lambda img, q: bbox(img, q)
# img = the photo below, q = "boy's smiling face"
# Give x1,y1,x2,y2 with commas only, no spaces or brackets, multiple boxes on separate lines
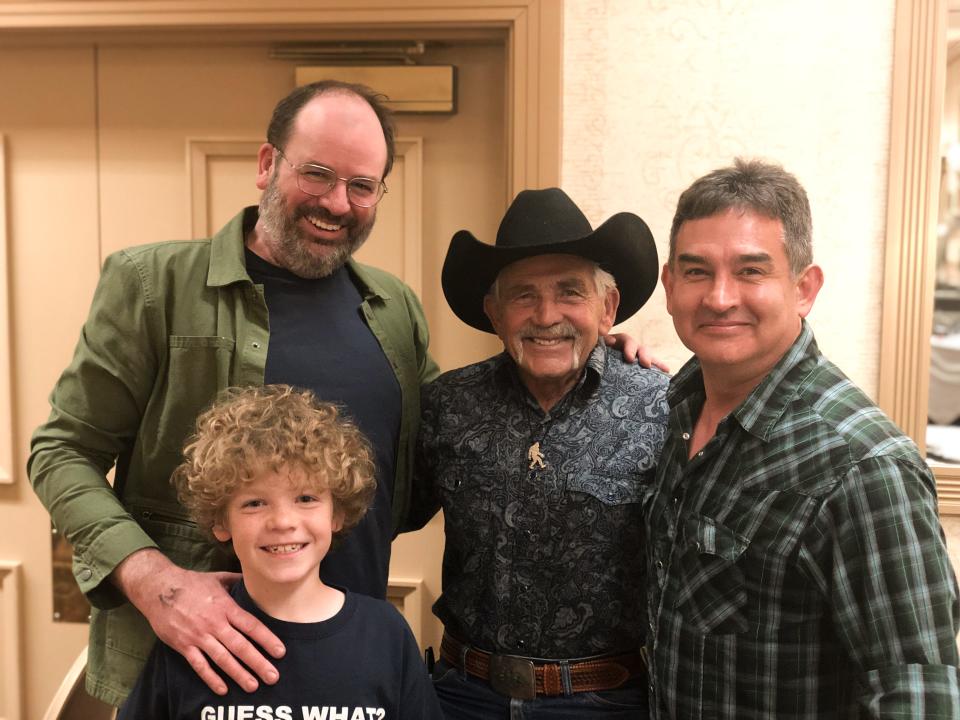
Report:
213,466,343,593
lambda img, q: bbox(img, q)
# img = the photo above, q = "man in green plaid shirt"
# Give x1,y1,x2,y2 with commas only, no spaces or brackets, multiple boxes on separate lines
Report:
646,158,960,718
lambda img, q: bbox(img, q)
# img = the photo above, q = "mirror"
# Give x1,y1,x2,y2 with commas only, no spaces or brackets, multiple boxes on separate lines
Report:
930,48,960,467
879,0,960,512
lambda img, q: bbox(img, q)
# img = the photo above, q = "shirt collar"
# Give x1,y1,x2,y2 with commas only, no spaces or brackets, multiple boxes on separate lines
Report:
667,320,820,440
207,207,255,287
205,206,389,301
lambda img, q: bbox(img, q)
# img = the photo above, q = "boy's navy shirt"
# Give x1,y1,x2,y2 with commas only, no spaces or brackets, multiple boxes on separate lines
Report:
117,581,443,720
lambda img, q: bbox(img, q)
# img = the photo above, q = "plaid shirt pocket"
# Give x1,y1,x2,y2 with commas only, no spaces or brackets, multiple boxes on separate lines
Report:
673,514,750,635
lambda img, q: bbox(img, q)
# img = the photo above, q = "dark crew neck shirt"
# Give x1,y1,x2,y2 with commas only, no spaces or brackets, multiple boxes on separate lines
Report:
245,248,402,598
118,581,443,719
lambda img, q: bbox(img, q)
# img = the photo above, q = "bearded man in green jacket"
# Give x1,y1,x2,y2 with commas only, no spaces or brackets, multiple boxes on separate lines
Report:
28,80,438,706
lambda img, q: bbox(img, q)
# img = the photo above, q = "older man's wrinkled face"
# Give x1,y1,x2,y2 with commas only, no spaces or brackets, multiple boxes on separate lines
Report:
484,254,618,395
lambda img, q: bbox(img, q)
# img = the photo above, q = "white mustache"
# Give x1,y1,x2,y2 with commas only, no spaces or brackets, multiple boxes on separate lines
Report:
518,321,579,339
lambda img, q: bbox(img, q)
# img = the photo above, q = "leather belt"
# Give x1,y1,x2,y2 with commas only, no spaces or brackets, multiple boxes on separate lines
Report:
439,632,645,700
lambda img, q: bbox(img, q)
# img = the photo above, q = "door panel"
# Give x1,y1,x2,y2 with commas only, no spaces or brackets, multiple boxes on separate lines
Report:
97,44,291,252
0,45,101,720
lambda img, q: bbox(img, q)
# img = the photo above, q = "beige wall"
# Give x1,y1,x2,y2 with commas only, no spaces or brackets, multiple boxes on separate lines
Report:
563,0,895,393
561,0,960,598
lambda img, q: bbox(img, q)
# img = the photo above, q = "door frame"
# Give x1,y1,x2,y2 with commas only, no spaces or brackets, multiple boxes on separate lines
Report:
0,4,561,714
0,0,563,197
878,0,960,512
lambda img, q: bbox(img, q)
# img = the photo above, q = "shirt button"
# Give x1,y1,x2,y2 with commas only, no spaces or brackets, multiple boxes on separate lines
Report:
517,639,526,650
251,341,260,349
682,432,690,440
78,568,92,581
656,560,664,570
697,451,704,457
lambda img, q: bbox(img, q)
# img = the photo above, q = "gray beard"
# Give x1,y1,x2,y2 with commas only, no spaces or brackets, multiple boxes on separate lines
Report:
257,174,374,279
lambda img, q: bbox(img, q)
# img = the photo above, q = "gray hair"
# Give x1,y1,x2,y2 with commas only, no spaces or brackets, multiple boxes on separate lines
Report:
488,261,617,302
669,158,812,276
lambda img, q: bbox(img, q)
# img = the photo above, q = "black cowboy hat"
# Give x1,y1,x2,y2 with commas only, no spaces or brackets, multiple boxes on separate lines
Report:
442,187,659,333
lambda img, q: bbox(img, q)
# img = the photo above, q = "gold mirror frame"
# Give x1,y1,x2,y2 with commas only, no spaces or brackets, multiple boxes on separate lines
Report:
879,0,960,512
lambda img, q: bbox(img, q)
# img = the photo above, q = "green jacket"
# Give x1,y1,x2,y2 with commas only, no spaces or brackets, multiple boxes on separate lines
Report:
28,208,439,705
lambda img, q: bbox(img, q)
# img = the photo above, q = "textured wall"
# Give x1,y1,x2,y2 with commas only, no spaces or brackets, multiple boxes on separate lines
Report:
561,0,960,605
562,0,896,395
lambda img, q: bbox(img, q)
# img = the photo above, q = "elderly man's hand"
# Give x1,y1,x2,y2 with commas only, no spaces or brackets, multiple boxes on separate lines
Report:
113,549,285,695
604,333,670,373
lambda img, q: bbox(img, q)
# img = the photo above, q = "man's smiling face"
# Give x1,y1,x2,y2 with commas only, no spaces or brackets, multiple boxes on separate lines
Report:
253,92,386,278
662,208,821,386
484,254,618,400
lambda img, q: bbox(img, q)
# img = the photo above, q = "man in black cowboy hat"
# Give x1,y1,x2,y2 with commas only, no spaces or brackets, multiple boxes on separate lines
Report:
405,188,669,718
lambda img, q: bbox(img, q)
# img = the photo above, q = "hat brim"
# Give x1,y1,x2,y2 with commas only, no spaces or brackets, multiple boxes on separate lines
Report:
442,212,659,333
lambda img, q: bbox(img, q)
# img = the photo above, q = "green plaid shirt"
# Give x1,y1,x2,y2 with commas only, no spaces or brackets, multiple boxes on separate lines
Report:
646,322,960,719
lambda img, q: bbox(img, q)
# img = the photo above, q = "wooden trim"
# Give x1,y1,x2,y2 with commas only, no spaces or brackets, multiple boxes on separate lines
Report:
933,465,960,513
0,138,12,485
0,561,22,720
188,136,424,294
386,577,423,647
187,138,262,238
0,1,535,29
879,0,958,512
40,647,86,720
394,137,423,298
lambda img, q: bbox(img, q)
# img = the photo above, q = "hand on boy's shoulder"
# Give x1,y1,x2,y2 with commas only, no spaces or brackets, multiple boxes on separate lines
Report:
113,548,286,695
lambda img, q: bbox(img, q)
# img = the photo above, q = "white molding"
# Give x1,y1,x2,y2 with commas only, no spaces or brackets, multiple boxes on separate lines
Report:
0,561,22,720
0,138,13,485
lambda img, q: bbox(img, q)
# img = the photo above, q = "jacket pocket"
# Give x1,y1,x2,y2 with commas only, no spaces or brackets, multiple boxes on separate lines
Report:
155,335,235,452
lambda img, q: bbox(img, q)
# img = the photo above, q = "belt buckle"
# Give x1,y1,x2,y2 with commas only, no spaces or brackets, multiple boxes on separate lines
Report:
488,653,536,700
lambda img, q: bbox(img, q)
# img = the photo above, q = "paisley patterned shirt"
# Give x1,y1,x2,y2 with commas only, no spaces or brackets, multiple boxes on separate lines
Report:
409,342,669,658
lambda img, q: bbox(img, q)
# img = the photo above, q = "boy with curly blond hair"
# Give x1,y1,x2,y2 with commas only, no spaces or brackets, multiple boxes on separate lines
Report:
118,385,443,720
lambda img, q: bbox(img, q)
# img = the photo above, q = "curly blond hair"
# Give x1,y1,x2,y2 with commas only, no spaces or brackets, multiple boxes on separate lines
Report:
172,384,376,540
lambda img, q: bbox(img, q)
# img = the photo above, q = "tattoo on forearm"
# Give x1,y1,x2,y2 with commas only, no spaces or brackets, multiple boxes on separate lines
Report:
159,587,182,607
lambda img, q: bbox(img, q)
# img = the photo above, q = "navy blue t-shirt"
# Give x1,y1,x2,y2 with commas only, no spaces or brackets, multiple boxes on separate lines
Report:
246,248,402,599
117,582,444,719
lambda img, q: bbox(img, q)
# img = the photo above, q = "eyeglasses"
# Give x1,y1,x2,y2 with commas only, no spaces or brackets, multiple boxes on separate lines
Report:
274,147,387,208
